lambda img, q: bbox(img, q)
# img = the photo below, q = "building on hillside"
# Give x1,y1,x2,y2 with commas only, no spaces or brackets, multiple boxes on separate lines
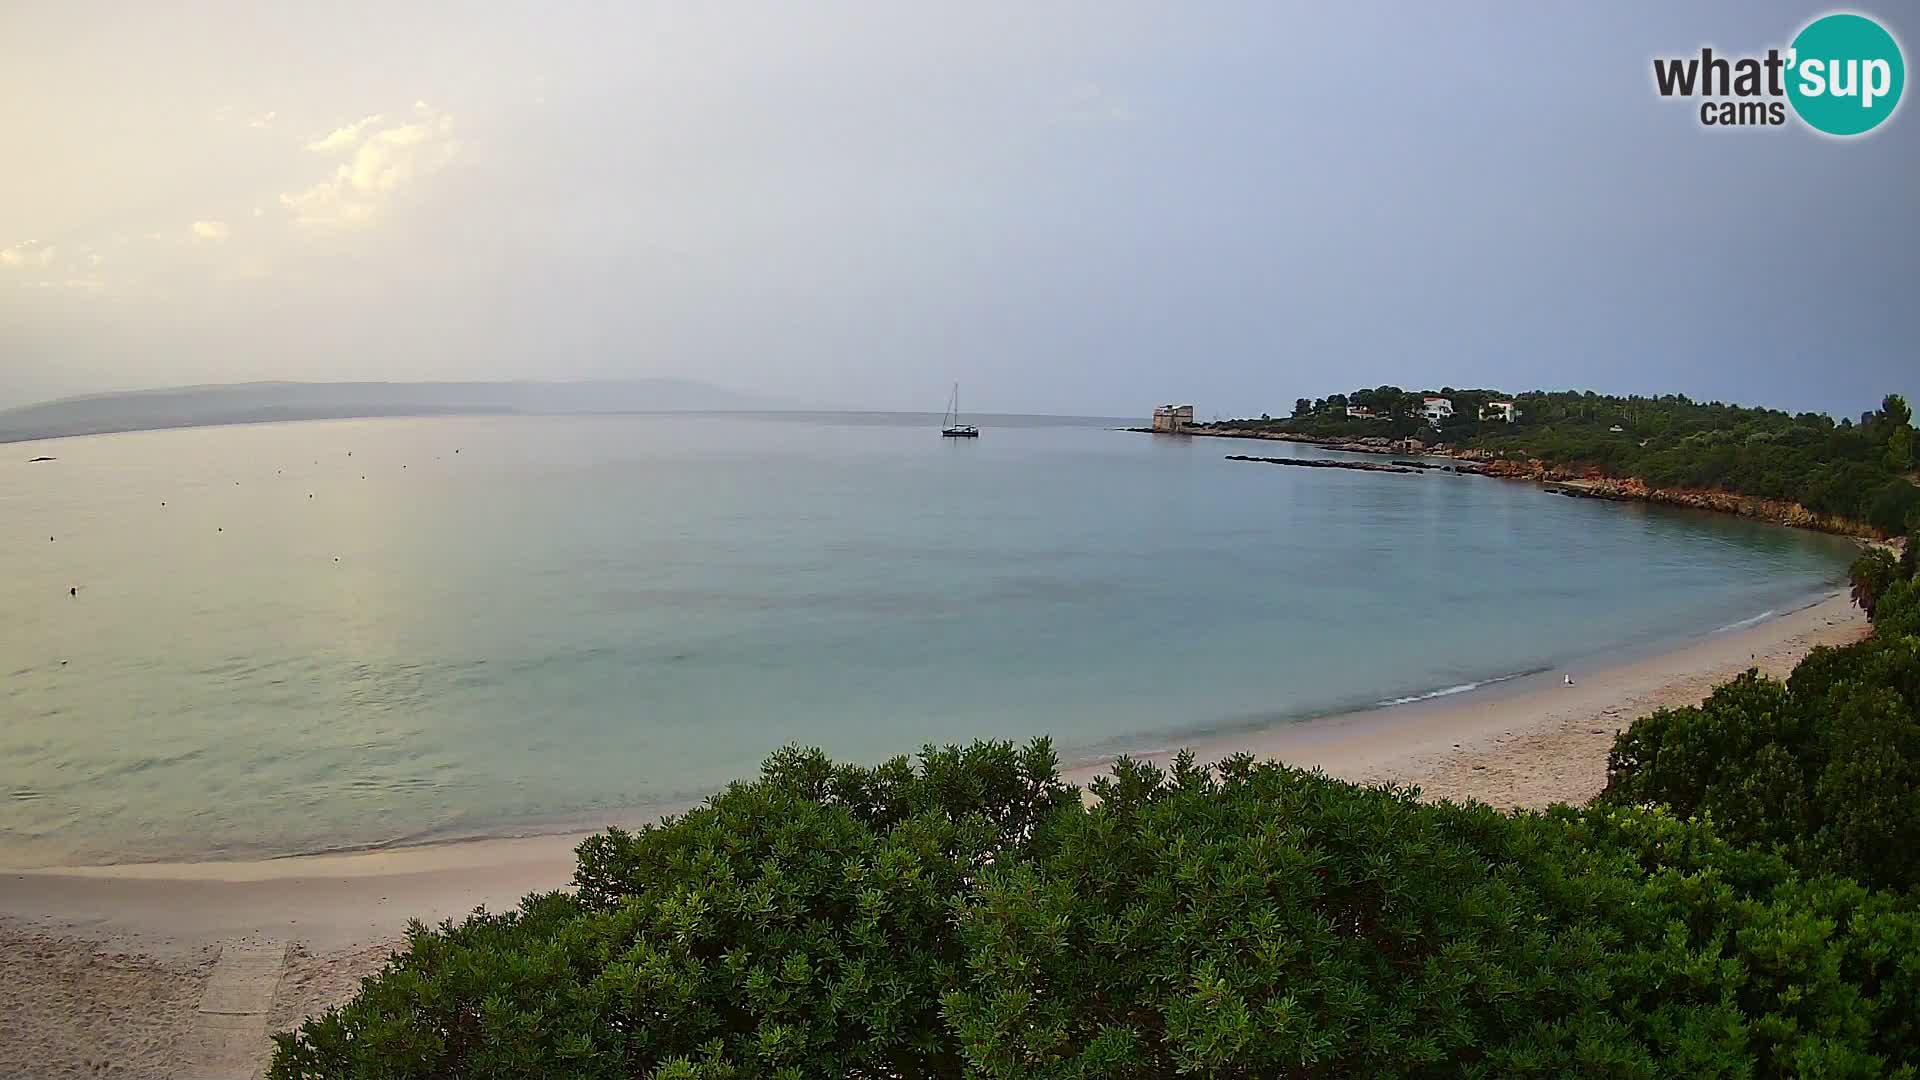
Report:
1151,404,1195,433
1345,405,1376,419
1479,400,1519,423
1420,396,1454,426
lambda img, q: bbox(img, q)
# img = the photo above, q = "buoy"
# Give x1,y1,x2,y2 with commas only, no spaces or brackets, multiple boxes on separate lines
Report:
1564,674,1575,686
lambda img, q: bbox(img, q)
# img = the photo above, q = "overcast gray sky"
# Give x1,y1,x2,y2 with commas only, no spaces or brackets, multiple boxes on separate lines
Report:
1,2,1913,417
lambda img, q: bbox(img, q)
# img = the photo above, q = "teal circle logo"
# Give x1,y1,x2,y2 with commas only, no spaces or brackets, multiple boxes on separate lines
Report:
1787,13,1905,136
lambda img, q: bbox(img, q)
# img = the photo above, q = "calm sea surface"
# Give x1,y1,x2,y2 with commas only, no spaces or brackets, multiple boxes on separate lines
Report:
0,413,1857,866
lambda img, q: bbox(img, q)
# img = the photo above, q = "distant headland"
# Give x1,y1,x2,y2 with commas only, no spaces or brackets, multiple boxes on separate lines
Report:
1138,386,1919,539
0,379,779,445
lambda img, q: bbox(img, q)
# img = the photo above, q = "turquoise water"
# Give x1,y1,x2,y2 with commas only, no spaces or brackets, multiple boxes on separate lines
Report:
0,413,1857,866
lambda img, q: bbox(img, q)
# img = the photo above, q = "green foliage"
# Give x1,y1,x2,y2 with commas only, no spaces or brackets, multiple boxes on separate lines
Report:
942,757,1733,1079
1885,395,1914,472
1604,556,1920,894
1851,549,1902,616
272,740,1071,1080
1868,480,1920,537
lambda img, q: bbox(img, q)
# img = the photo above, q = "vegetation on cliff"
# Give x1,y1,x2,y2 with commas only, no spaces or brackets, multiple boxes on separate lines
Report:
275,551,1920,1078
1226,389,1919,535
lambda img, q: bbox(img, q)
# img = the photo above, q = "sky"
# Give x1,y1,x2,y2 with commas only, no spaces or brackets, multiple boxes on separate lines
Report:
1,2,1914,419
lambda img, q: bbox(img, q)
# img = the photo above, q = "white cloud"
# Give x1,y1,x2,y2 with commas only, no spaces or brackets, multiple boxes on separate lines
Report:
0,241,56,268
191,220,231,242
306,114,385,154
282,106,458,229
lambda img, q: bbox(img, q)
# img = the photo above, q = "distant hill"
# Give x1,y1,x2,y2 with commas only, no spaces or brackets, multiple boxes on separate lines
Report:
0,379,778,444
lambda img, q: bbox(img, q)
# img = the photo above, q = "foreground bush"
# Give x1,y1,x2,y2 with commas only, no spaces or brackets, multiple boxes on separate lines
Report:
273,740,1068,1079
272,744,1920,1078
1603,550,1920,893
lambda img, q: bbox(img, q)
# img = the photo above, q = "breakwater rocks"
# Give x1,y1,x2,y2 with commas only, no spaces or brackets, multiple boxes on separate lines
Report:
1225,455,1416,474
1194,428,1431,456
1391,460,1486,475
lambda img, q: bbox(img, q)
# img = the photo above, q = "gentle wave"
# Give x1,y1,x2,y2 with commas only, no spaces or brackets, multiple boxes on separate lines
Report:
1374,667,1548,708
1711,610,1776,634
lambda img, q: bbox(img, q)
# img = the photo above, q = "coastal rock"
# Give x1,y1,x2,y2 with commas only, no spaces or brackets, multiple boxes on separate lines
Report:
1225,454,1417,474
1534,476,1869,534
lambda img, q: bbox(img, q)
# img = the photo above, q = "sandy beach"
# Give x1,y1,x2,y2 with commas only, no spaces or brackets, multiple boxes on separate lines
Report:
0,589,1869,1079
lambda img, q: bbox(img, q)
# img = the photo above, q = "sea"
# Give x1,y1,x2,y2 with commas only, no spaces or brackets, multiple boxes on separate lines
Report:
0,412,1859,867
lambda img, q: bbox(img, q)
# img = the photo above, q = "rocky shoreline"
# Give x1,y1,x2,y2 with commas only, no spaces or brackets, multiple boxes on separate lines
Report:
1175,425,1881,539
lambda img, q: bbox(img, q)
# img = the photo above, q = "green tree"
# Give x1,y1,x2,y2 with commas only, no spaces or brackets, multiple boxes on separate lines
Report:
1851,548,1901,616
274,740,1072,1080
1881,392,1913,431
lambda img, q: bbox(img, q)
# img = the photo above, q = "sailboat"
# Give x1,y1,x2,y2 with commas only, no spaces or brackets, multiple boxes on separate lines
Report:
940,383,979,438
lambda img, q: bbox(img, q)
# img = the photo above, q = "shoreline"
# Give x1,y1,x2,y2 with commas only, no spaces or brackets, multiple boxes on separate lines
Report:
1,590,1867,946
1068,589,1863,807
3,579,1853,878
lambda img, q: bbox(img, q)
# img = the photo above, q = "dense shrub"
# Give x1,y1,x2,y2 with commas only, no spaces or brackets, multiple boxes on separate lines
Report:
1604,552,1920,893
275,744,1920,1078
1853,549,1903,616
271,742,1069,1079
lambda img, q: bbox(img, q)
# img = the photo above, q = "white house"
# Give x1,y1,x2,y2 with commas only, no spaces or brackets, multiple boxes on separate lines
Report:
1420,396,1454,425
1480,400,1519,423
1345,405,1376,419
